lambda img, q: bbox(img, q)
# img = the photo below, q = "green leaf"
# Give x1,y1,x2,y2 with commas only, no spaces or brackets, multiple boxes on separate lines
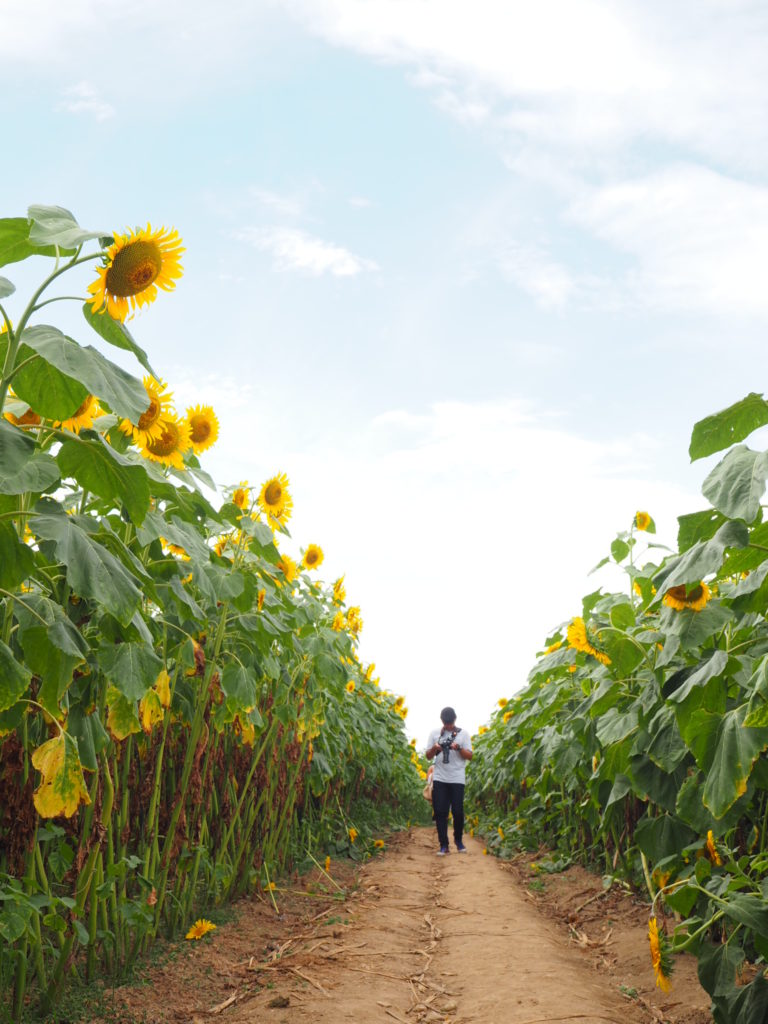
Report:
677,509,726,553
27,205,105,249
97,642,162,701
81,302,155,376
0,417,35,476
610,538,630,562
0,276,14,298
0,454,60,495
0,217,76,268
663,602,732,650
595,707,639,746
105,686,141,740
702,446,768,524
0,639,32,711
67,706,109,773
666,649,729,704
609,603,635,630
634,813,695,862
15,596,89,714
646,706,688,771
0,521,35,589
655,520,748,592
703,705,768,818
57,437,150,526
697,941,745,998
677,710,723,771
0,334,88,420
33,508,142,625
220,663,258,707
19,325,148,421
721,893,768,939
690,392,768,462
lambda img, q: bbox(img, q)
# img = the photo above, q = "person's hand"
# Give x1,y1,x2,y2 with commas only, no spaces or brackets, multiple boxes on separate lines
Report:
450,742,460,750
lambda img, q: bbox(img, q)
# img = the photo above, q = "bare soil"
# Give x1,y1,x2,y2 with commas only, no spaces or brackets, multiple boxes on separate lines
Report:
93,828,712,1024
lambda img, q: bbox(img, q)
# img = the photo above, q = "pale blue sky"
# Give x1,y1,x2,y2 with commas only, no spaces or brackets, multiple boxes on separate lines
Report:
2,1,767,741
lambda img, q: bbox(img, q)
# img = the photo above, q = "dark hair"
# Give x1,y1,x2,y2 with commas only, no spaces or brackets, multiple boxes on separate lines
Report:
440,707,457,725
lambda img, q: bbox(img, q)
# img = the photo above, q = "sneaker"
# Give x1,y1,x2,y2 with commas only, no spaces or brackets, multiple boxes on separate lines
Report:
436,846,450,856
455,843,467,853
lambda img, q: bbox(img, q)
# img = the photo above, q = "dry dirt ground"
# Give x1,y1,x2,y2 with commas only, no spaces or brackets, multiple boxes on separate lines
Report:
95,828,713,1024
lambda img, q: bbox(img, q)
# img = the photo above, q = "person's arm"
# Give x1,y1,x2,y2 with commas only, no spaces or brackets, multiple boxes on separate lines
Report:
453,731,473,760
426,741,440,759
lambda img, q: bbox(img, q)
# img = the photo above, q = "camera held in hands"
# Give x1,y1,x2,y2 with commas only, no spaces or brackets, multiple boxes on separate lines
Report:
437,732,456,763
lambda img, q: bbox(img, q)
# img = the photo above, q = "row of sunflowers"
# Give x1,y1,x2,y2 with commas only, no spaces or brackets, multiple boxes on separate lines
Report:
468,392,768,1024
0,206,423,1020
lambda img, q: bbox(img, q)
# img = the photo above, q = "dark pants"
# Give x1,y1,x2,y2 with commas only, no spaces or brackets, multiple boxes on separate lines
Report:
432,781,465,848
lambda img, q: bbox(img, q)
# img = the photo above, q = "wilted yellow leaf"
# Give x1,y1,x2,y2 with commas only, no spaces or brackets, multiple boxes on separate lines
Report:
139,689,164,734
154,669,171,709
106,686,141,741
31,733,90,819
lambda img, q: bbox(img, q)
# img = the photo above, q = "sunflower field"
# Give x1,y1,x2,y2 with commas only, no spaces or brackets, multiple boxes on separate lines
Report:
468,394,768,1023
0,206,423,1021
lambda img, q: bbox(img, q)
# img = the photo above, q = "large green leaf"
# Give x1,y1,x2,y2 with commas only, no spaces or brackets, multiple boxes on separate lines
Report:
0,217,75,268
57,437,150,525
0,453,60,495
666,649,728,704
703,705,768,818
645,706,688,770
678,709,725,770
634,812,695,862
0,639,32,710
677,509,726,552
15,595,89,714
595,707,639,746
697,941,745,998
81,303,154,376
97,642,162,701
33,507,142,625
27,205,106,249
0,418,35,476
662,602,732,650
690,393,768,462
702,446,768,524
18,326,147,421
135,509,210,563
721,893,768,939
0,521,35,589
655,520,748,592
220,663,258,707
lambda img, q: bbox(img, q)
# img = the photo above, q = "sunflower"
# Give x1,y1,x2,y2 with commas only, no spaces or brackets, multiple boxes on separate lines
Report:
545,640,562,654
277,553,298,584
348,827,358,843
566,617,611,666
346,680,355,693
140,416,192,470
663,582,711,612
648,917,673,993
498,826,505,839
88,224,184,322
54,394,100,433
4,404,42,427
394,695,404,710
185,918,216,941
303,544,324,571
186,404,219,454
634,510,652,531
374,839,385,849
232,481,250,510
257,588,266,612
365,663,375,682
324,855,331,872
333,576,346,604
397,705,408,719
706,830,722,866
214,533,233,557
159,537,190,561
346,606,363,636
331,611,345,631
120,377,174,447
258,472,293,529
503,711,513,724
477,725,488,735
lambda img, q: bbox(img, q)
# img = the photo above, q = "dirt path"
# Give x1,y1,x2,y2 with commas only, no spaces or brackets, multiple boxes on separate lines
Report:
105,828,711,1024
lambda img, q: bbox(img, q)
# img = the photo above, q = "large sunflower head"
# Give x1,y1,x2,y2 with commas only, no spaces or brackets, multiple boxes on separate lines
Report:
663,582,711,613
302,544,324,571
88,224,184,322
258,472,293,529
566,617,611,666
120,377,174,447
140,416,192,470
187,404,219,454
54,394,100,434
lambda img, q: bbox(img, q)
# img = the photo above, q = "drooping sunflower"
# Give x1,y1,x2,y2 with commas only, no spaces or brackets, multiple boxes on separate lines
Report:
303,544,324,570
257,588,266,612
140,416,192,471
331,611,345,631
663,582,711,613
364,662,375,682
333,576,346,604
503,710,514,724
258,472,293,529
346,680,356,693
348,827,358,843
120,377,174,447
346,606,363,636
185,918,216,941
186,404,219,454
276,553,298,584
4,404,42,427
54,394,100,434
394,695,405,710
88,224,184,322
232,481,250,510
159,537,190,561
634,510,652,531
706,830,722,866
648,917,673,993
566,617,611,666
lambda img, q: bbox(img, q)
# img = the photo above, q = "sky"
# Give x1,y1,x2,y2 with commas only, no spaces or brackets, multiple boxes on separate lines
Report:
2,0,767,744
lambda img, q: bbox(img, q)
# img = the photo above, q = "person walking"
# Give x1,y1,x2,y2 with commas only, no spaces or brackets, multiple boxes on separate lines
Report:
425,707,473,855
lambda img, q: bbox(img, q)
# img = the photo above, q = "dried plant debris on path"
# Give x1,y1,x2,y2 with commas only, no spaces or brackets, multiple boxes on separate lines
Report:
94,828,712,1024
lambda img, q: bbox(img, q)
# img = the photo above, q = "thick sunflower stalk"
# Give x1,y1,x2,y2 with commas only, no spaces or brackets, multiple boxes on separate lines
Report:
0,206,423,1020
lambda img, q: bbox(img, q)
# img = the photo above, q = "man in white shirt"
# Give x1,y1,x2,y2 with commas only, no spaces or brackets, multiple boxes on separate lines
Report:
425,707,473,855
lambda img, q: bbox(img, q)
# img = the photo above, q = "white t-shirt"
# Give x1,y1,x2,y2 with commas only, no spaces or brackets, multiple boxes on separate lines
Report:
427,727,472,784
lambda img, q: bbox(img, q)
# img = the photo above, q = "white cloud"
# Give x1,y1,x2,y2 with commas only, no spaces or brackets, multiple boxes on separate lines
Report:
569,164,768,316
238,226,378,276
56,81,114,121
250,187,304,218
497,243,576,308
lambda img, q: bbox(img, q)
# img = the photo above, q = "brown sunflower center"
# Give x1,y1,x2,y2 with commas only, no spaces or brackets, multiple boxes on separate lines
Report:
138,395,160,431
667,584,702,604
264,481,282,506
15,408,42,426
105,240,162,297
147,422,181,457
306,551,318,565
189,415,210,443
